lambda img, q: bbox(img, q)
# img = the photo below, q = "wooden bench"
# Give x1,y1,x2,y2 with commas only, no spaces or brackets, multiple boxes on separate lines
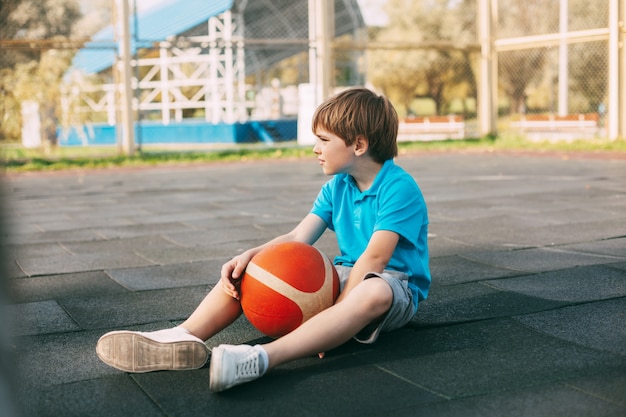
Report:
398,115,465,141
510,113,600,140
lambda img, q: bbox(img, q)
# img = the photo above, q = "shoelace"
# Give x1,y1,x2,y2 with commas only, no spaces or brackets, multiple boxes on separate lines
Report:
235,350,259,378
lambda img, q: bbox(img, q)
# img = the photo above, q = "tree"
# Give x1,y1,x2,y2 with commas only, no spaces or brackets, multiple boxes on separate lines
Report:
72,0,112,39
0,0,22,69
0,0,81,68
568,0,609,113
366,0,476,117
2,51,74,144
0,0,84,142
496,0,558,114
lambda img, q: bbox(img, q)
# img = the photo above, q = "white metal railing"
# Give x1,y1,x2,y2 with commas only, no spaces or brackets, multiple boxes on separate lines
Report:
398,116,465,141
65,10,249,126
510,114,599,130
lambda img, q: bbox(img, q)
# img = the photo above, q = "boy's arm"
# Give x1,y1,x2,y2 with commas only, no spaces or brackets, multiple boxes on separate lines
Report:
335,229,399,303
221,213,328,299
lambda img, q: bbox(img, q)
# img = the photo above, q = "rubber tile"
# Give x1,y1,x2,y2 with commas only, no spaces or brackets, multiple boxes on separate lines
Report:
414,281,565,325
9,300,81,336
464,247,620,273
106,259,225,290
430,255,523,286
58,286,210,329
9,270,128,303
514,298,626,355
486,264,626,302
18,374,165,417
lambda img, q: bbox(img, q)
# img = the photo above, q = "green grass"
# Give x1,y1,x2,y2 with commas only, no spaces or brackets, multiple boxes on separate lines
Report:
2,136,625,173
398,135,626,153
1,143,316,173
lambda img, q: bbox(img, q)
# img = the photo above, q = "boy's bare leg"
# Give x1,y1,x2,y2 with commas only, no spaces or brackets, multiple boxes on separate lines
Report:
263,278,393,368
97,285,242,373
181,284,243,340
208,278,393,391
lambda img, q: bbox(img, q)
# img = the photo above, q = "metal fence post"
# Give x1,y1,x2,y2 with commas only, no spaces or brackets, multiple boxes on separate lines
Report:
115,0,135,156
478,0,497,137
608,0,626,140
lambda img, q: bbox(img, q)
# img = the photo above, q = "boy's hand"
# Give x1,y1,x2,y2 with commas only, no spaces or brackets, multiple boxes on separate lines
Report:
220,251,254,300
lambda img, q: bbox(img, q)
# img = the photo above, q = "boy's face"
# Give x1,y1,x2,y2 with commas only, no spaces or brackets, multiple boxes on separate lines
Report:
313,128,357,176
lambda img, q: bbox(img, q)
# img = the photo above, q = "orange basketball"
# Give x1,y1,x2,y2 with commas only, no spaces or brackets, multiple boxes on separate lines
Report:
240,241,340,338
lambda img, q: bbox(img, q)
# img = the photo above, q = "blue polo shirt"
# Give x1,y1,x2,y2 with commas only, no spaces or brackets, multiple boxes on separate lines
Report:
311,159,430,311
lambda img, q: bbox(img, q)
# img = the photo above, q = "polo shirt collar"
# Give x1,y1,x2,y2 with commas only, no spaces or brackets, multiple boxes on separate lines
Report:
343,159,395,198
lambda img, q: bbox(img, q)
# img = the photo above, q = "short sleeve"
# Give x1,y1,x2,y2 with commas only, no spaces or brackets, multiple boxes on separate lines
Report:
374,176,427,244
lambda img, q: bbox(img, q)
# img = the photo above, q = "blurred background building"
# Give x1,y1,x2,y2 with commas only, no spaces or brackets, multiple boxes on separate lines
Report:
1,0,624,151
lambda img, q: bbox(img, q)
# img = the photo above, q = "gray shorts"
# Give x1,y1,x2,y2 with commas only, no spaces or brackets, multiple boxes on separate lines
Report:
335,265,415,344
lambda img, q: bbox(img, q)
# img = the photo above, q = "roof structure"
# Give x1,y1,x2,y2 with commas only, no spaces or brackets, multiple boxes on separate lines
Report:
72,0,233,74
71,0,365,75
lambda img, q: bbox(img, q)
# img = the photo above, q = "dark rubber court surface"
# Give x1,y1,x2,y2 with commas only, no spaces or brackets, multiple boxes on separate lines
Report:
4,151,626,416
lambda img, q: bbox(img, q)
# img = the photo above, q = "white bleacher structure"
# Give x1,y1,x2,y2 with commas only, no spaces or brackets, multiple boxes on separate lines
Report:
65,0,365,145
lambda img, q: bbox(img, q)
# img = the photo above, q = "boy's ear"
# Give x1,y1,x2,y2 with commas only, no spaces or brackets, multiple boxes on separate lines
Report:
354,135,369,156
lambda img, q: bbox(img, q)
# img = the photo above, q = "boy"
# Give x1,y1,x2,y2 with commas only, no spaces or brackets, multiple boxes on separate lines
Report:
96,87,430,392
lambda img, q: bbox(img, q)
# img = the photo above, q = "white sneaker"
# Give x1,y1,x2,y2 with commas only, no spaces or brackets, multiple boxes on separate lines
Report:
209,344,262,392
96,329,209,373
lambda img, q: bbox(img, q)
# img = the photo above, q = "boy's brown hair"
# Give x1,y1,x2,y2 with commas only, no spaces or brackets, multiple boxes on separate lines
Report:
312,87,398,163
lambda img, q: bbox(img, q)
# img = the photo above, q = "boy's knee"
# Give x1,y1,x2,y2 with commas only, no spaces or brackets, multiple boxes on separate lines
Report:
356,278,393,315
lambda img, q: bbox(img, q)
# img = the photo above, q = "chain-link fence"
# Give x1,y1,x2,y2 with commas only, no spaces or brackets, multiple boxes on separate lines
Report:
1,0,623,148
360,0,616,141
62,0,329,146
494,0,611,140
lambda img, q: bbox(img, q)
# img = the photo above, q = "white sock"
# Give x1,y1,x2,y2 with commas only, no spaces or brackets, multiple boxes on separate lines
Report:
176,326,192,335
253,345,269,375
141,326,203,343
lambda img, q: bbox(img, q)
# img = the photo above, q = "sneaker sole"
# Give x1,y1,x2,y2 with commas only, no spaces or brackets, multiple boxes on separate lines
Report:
96,331,209,373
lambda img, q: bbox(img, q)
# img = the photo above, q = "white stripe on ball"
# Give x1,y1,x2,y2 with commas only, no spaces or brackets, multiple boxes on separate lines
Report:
245,247,335,321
